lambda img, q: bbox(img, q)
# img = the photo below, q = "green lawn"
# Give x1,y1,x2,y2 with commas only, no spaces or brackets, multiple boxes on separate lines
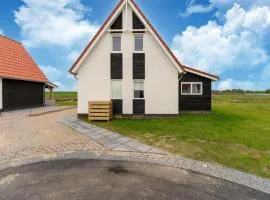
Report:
92,94,270,178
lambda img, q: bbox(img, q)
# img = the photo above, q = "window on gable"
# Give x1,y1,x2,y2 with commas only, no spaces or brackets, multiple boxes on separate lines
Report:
134,35,144,52
112,35,121,52
111,13,122,30
133,12,145,29
112,80,122,99
134,80,144,99
181,82,202,95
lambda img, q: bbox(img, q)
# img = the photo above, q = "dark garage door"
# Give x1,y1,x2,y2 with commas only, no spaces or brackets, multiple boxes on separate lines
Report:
3,79,44,110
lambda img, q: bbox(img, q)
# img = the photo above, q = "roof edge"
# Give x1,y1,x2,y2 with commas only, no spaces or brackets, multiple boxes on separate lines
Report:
183,65,220,81
129,0,185,72
69,0,125,74
0,75,48,83
0,35,22,45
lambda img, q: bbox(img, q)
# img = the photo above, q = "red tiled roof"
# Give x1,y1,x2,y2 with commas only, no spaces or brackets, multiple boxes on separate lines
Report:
0,35,48,83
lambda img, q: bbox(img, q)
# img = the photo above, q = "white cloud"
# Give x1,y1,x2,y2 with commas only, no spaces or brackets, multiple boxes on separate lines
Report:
0,29,4,35
211,0,270,10
54,80,77,91
14,0,99,47
180,0,270,17
179,0,214,17
68,51,80,61
40,65,63,81
217,79,256,91
40,65,76,91
172,4,270,75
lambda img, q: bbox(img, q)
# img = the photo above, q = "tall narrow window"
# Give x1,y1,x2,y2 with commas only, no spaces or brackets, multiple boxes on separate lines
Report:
134,35,143,52
134,80,144,99
112,35,121,52
112,80,122,99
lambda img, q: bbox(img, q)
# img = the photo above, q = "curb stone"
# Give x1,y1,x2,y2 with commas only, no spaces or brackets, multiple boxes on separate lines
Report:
0,150,269,194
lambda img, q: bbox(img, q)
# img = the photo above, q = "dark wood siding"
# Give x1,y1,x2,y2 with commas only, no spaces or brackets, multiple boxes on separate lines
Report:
2,79,44,110
133,53,145,79
133,99,145,114
179,73,212,111
111,13,122,29
111,53,123,79
133,12,145,29
112,99,123,114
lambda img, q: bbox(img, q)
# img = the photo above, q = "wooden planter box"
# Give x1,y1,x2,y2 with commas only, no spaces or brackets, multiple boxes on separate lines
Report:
88,101,112,121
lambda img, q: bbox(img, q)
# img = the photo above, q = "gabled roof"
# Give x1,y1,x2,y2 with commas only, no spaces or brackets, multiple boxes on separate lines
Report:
69,0,219,81
183,65,220,81
0,35,48,83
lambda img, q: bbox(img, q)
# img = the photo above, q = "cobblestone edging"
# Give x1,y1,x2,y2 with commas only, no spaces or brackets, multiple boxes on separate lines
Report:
60,117,167,154
0,150,269,194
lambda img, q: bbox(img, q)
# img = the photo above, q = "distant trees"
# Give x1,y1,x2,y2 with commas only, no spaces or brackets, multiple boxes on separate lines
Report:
213,89,270,94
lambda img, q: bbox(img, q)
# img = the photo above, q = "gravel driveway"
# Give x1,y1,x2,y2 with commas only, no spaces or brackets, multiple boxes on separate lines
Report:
0,108,105,163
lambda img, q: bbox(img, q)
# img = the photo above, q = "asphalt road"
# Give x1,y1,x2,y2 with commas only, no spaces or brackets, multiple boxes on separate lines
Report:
0,160,268,200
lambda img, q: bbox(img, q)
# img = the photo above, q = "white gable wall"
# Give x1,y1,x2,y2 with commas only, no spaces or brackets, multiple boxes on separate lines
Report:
77,3,179,115
0,78,2,109
144,32,179,114
77,33,111,114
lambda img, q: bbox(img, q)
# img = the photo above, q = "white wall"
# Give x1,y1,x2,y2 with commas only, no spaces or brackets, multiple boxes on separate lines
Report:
77,3,179,114
0,78,2,109
77,33,111,114
144,32,179,114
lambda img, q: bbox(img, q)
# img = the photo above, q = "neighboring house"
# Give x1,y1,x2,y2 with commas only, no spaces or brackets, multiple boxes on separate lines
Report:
69,0,219,118
0,35,56,111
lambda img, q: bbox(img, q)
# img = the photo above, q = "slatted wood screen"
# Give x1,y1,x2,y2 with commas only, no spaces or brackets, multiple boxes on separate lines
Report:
88,101,113,121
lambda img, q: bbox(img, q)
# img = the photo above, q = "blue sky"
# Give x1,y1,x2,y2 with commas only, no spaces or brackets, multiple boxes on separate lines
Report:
0,0,270,91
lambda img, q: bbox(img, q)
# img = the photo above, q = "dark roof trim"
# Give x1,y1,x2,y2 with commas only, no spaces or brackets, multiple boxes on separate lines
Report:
69,0,219,81
129,0,185,72
45,82,58,88
183,65,220,81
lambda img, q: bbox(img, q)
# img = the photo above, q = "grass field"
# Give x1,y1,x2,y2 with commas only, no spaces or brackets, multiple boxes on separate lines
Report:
91,94,270,178
45,92,77,106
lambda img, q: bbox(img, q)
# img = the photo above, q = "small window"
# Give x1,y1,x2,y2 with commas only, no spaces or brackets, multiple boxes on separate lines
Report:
134,80,144,99
134,35,143,52
181,82,202,95
112,80,122,99
112,35,121,52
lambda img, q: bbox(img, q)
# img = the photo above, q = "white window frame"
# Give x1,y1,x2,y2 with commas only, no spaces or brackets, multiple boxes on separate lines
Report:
181,82,203,95
133,33,144,53
133,79,145,99
111,79,123,99
111,34,122,53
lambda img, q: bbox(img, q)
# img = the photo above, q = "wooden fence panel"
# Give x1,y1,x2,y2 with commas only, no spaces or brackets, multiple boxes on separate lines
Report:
89,101,112,121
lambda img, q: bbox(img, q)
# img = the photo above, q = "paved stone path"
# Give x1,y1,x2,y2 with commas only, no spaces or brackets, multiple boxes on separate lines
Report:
60,117,166,154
